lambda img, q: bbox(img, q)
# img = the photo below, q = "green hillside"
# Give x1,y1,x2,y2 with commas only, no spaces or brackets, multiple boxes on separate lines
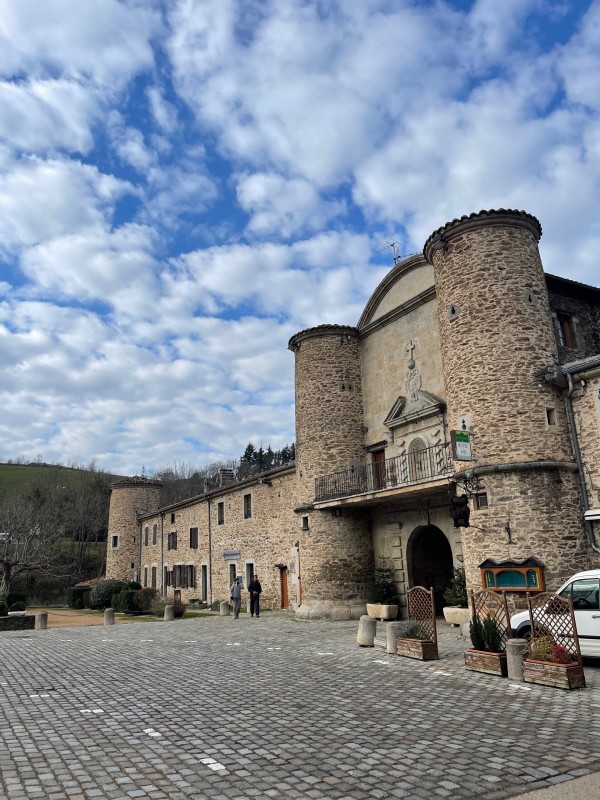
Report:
0,463,124,496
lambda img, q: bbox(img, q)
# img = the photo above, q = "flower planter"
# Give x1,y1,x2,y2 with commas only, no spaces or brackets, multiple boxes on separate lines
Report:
443,606,470,627
397,637,438,661
366,603,398,620
464,648,507,677
0,615,35,632
523,659,585,690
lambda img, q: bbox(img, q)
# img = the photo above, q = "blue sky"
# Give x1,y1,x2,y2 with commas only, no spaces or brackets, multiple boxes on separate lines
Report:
1,0,599,475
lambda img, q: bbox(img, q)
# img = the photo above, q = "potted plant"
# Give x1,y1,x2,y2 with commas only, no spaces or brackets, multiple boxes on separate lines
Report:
523,635,585,690
366,557,399,620
442,567,469,626
396,620,439,661
464,615,507,677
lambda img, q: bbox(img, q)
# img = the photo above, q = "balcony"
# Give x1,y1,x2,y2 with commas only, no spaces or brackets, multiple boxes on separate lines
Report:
314,443,453,503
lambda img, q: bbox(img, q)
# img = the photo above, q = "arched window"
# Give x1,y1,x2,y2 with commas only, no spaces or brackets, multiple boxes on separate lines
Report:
408,437,428,481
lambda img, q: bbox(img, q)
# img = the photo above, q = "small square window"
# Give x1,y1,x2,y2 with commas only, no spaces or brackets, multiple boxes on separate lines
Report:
546,407,557,426
243,493,252,520
217,501,224,525
475,493,488,509
302,516,309,530
112,535,119,548
170,512,176,524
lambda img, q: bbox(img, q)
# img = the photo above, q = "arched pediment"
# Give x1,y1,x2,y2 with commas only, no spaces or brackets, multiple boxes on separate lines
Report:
384,390,445,430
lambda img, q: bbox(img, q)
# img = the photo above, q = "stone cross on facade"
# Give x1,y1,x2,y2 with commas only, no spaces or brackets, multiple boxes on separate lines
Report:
406,338,418,367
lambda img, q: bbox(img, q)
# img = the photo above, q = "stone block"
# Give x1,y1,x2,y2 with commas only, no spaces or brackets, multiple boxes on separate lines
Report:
357,615,376,647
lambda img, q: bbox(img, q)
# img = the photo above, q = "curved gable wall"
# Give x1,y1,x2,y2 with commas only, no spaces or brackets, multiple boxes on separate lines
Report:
358,255,435,328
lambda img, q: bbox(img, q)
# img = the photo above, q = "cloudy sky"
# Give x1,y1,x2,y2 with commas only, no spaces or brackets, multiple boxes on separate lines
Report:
1,0,599,475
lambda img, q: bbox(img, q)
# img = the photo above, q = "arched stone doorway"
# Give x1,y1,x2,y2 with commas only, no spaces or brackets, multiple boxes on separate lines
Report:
407,525,454,613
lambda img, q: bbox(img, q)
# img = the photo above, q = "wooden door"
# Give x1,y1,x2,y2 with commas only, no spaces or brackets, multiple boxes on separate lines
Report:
280,567,289,609
373,449,386,489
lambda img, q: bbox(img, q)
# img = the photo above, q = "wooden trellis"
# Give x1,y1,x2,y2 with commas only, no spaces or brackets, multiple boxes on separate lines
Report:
469,589,511,649
406,585,437,644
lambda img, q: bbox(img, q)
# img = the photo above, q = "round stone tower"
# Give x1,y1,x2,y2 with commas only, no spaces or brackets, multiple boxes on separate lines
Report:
288,324,373,619
106,477,162,582
423,209,588,591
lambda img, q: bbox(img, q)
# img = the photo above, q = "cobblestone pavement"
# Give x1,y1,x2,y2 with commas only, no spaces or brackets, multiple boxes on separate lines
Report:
1,614,600,800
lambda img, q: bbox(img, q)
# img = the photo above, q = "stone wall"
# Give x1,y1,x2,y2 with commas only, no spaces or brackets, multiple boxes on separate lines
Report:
547,275,600,362
106,480,162,583
426,211,573,467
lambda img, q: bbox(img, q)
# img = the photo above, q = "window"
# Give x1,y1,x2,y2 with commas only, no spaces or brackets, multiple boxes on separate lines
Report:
170,512,176,524
407,437,428,481
152,524,157,545
475,492,488,509
546,407,557,426
165,567,171,587
556,313,575,349
189,527,198,549
559,578,599,610
246,562,255,589
187,564,196,589
112,535,119,549
229,563,236,584
302,516,309,531
168,531,177,551
217,501,224,525
151,566,157,589
143,567,148,588
243,493,252,519
144,526,149,547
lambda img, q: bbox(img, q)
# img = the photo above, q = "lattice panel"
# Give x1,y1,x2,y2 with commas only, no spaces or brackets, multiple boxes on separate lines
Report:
527,592,582,664
406,586,437,643
470,589,511,650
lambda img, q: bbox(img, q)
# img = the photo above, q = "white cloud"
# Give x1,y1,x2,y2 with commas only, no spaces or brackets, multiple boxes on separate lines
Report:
236,172,345,237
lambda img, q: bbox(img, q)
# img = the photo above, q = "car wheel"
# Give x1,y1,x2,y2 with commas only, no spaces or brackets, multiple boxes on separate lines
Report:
517,625,531,641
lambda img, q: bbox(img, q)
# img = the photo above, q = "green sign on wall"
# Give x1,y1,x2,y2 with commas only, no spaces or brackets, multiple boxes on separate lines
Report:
452,430,472,461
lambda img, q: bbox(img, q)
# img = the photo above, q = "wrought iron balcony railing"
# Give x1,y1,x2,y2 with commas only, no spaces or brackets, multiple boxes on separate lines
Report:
314,443,452,502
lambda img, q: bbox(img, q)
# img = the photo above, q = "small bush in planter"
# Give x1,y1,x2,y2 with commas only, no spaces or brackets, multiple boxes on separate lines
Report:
9,601,26,612
443,568,467,608
482,616,503,652
469,616,486,650
525,634,556,662
551,644,574,664
403,622,431,640
6,591,27,609
367,557,399,605
0,598,9,617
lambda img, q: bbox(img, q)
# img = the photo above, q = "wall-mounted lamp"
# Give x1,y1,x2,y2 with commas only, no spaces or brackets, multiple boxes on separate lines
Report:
429,234,448,252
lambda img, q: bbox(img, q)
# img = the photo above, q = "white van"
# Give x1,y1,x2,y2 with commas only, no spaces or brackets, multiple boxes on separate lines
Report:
510,569,600,658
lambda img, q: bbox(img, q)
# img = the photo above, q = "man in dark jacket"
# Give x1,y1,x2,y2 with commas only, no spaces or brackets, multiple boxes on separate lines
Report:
248,574,262,617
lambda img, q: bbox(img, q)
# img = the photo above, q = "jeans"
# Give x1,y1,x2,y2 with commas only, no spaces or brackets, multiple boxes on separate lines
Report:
250,595,260,616
232,598,241,618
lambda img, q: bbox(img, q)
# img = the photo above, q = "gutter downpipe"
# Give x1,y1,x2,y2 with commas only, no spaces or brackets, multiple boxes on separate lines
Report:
207,496,213,607
563,369,600,554
160,512,165,596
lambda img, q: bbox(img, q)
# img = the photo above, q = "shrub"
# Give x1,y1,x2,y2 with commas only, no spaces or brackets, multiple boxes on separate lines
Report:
114,588,157,614
128,581,142,590
89,579,129,610
442,568,468,608
367,557,399,604
6,590,27,608
469,616,486,650
9,601,26,612
525,635,556,662
66,587,87,610
551,644,574,664
0,598,9,617
482,616,503,652
150,596,168,616
403,622,430,640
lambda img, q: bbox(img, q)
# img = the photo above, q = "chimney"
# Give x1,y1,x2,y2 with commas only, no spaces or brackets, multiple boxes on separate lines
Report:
219,469,235,488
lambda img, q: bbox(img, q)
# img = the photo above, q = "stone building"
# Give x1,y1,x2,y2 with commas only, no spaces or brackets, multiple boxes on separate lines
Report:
107,208,600,618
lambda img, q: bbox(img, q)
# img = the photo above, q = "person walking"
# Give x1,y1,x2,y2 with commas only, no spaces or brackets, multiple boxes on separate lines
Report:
248,574,262,617
230,576,242,619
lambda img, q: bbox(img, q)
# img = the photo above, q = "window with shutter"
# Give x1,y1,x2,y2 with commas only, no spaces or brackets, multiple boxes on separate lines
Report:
190,527,198,548
152,524,157,545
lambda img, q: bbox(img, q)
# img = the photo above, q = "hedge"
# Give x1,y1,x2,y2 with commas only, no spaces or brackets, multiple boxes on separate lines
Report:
89,579,129,609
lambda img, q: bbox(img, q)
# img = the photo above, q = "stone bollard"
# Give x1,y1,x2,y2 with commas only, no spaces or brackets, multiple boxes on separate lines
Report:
219,601,230,616
104,608,115,626
164,604,175,621
386,621,405,655
35,611,48,631
357,614,377,647
506,638,528,681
